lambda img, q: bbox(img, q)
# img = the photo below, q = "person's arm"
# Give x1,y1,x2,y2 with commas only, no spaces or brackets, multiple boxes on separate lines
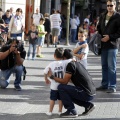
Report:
44,74,51,84
73,43,87,54
48,68,71,84
0,44,17,60
15,52,24,65
14,49,26,66
74,53,85,60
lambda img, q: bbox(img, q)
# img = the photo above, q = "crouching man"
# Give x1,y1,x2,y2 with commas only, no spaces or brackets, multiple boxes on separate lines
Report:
0,39,26,91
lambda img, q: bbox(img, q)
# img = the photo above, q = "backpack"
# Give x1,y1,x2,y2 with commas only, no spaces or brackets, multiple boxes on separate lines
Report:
88,33,102,56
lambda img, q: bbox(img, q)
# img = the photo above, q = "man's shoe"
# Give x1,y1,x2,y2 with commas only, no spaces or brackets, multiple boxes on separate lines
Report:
106,88,116,93
82,103,95,115
15,86,22,91
96,86,108,91
60,110,78,118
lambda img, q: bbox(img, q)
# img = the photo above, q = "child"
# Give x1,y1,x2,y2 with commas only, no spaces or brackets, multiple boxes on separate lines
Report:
73,30,89,69
25,24,38,60
44,48,72,116
89,23,96,38
36,18,47,58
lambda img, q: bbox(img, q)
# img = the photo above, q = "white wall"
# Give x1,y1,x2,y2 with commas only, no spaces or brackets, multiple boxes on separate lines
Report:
34,0,41,12
0,0,26,17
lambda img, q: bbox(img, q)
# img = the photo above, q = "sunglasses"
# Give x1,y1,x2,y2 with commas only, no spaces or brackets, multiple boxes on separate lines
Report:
107,5,113,7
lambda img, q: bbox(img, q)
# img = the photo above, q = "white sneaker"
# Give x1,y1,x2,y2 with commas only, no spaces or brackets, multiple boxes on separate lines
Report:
58,112,62,115
46,112,52,116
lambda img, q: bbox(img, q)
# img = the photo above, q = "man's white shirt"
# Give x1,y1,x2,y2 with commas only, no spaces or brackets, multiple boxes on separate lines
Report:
32,13,43,26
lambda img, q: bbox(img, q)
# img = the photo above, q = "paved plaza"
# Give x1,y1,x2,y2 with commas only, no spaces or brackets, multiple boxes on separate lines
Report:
0,41,120,120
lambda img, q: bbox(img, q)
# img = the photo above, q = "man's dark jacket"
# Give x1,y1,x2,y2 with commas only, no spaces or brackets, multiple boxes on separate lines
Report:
97,11,120,49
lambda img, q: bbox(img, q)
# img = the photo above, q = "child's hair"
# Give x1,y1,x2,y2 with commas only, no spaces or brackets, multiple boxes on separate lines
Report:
31,23,36,27
39,18,45,22
54,47,64,59
63,49,73,59
78,30,88,36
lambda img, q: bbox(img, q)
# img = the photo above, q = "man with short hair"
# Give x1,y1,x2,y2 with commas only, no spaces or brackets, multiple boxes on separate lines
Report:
97,0,120,93
31,8,43,26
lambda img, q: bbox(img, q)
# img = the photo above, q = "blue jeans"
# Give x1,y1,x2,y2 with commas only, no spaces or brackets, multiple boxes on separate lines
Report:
27,43,37,58
37,37,45,46
0,65,23,88
71,29,77,42
58,84,94,112
11,33,22,39
101,49,118,89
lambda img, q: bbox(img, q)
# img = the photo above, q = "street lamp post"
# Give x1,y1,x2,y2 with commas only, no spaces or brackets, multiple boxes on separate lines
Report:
66,0,71,45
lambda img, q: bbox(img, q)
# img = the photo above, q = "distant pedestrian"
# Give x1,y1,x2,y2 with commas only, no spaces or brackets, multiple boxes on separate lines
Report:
31,8,43,27
10,7,14,16
25,24,38,60
50,9,61,47
8,8,25,39
36,18,47,58
44,13,51,47
70,15,78,43
84,14,90,25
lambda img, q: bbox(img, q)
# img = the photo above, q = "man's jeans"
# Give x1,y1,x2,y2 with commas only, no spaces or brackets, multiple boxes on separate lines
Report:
11,33,22,39
0,65,23,88
101,49,118,89
71,29,77,42
58,84,94,112
27,43,37,58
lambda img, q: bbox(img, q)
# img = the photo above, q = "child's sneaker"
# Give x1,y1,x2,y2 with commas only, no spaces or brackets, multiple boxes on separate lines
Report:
36,54,40,57
46,112,52,116
39,54,44,58
58,112,62,115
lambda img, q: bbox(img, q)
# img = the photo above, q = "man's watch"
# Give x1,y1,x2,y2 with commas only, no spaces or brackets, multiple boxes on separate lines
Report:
50,75,54,79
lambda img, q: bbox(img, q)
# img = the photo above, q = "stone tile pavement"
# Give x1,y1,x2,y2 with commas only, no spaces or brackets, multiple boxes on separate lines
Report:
0,41,120,120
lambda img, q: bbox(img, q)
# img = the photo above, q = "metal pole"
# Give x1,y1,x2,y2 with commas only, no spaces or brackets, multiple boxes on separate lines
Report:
65,0,71,46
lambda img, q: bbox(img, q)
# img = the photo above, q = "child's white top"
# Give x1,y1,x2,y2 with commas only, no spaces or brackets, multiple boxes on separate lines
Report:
75,42,89,61
44,59,72,90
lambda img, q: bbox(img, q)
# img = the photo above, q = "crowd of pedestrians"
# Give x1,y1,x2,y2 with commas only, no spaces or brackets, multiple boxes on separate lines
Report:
0,0,120,118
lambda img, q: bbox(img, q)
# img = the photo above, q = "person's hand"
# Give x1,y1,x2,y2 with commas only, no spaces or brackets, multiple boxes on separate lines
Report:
45,31,47,34
101,35,109,42
9,45,17,52
48,68,52,77
22,27,25,32
14,49,20,55
45,78,51,84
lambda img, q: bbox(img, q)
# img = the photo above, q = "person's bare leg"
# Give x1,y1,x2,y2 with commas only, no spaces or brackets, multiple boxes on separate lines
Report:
58,100,63,113
52,36,55,44
49,100,55,112
37,45,40,55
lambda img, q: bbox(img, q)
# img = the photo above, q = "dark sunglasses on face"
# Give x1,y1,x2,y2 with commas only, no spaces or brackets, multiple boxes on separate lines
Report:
107,5,113,7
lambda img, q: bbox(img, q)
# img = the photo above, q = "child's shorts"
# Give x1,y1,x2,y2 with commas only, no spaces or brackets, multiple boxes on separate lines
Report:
50,89,61,100
37,37,44,46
